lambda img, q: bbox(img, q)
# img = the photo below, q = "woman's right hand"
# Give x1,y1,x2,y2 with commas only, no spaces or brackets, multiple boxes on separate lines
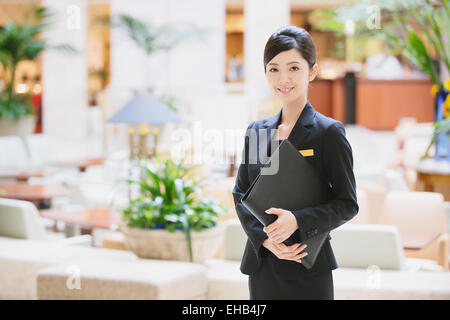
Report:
262,238,308,263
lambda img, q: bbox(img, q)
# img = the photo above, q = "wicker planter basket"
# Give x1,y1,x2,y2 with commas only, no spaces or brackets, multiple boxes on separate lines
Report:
121,222,225,263
0,115,36,137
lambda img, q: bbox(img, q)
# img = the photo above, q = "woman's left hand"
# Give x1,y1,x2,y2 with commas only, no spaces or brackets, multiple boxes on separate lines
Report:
263,208,299,243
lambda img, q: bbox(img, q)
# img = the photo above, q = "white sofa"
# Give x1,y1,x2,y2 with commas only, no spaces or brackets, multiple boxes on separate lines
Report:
1,219,449,300
203,220,450,300
330,224,450,299
0,236,207,300
204,219,249,299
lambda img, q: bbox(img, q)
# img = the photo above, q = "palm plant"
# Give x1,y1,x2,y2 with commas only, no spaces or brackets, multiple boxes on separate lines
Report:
105,14,209,56
120,156,225,262
95,13,209,106
0,6,76,120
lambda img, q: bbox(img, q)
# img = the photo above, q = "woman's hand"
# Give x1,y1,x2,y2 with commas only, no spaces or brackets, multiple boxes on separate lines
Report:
263,207,299,243
263,238,308,263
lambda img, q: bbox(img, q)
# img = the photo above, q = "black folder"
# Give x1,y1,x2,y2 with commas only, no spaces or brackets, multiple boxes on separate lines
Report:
241,139,332,269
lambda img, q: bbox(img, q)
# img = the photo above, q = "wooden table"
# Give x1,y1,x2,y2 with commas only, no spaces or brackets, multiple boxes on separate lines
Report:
39,207,122,234
417,171,450,190
55,157,106,172
416,159,450,201
0,183,70,209
0,168,58,183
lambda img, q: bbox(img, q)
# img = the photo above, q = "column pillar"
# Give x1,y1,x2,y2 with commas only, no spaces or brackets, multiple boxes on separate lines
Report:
42,0,88,140
244,0,290,121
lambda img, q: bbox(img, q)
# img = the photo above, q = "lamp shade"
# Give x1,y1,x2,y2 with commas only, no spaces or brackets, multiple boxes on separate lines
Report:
107,92,181,124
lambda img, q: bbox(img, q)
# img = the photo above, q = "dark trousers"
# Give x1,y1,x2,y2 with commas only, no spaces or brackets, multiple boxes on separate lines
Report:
248,252,334,300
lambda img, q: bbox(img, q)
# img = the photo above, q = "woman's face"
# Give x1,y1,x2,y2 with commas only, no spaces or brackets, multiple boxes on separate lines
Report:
265,48,318,104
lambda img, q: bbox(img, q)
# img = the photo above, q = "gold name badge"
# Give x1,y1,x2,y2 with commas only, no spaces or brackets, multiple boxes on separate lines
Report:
299,149,314,157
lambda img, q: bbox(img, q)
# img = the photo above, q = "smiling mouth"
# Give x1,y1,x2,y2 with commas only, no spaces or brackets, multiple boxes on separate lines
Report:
277,87,294,94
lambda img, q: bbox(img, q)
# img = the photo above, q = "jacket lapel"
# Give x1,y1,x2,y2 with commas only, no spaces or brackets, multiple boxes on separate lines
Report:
262,109,281,158
263,100,316,156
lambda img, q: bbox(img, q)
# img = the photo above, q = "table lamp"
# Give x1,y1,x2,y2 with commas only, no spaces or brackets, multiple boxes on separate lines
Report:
107,92,181,160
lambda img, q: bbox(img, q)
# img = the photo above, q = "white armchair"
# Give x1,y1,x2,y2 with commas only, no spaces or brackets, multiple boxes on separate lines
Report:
329,223,450,299
204,219,450,299
381,191,449,271
0,136,28,170
330,224,406,270
0,198,91,246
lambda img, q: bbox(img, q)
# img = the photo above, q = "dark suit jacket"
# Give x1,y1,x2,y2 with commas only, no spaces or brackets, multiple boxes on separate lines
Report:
232,101,359,279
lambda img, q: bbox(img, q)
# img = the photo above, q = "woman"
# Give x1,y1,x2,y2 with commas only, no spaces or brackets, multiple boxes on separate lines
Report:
232,25,358,300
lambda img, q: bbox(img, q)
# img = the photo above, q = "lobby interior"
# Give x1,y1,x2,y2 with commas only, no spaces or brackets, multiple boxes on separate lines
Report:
0,0,449,300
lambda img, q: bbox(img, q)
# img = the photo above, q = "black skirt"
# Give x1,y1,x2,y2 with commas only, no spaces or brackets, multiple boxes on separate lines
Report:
248,250,334,300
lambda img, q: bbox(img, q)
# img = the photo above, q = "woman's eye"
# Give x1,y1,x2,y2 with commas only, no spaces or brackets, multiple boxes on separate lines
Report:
269,68,278,72
291,66,299,71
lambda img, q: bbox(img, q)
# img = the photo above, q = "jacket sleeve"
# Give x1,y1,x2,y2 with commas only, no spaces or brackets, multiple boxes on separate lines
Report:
292,122,359,240
232,121,268,263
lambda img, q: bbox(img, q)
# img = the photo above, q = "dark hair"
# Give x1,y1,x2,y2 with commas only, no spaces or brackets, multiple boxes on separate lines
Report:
263,25,317,73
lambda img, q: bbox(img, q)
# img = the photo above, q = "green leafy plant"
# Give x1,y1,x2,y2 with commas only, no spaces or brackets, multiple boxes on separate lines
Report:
103,14,210,57
95,14,210,109
374,0,449,89
422,116,450,159
0,91,34,120
310,0,449,87
0,6,76,120
158,93,178,112
310,0,450,158
374,0,450,158
120,157,226,262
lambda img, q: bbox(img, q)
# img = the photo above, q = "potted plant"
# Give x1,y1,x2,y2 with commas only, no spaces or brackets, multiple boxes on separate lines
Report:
310,0,450,160
118,156,226,263
372,0,450,160
97,13,209,93
0,6,75,136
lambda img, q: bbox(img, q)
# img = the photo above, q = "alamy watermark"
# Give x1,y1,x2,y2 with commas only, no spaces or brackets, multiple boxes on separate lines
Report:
169,124,282,176
366,265,381,289
66,264,81,290
66,5,81,30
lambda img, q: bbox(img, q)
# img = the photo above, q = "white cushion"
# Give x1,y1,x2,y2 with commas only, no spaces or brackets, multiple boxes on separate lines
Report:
0,198,47,240
330,224,405,270
332,267,450,300
204,258,249,300
37,260,207,300
223,219,246,261
203,257,450,300
0,236,131,299
0,236,206,299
